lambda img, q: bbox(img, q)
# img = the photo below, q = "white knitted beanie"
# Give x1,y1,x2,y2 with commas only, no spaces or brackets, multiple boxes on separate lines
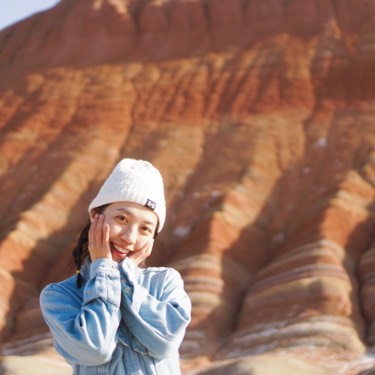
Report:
88,158,166,232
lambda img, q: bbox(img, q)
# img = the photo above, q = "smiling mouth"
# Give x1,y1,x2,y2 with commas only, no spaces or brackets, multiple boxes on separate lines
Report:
111,243,130,255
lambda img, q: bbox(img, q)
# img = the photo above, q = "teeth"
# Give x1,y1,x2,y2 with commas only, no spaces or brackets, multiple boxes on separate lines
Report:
113,244,129,254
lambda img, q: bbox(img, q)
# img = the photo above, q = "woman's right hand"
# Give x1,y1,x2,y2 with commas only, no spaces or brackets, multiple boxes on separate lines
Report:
88,214,112,261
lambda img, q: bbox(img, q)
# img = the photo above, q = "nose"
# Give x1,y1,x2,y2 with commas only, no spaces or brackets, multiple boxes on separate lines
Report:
120,225,137,247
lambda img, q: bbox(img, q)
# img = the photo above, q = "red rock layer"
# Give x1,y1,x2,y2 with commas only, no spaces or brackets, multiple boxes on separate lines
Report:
1,1,375,374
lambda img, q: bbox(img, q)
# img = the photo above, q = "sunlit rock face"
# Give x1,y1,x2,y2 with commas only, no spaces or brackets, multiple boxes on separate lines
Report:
1,0,375,374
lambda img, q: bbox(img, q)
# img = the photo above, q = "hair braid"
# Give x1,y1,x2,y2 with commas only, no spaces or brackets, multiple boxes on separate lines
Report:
72,221,90,288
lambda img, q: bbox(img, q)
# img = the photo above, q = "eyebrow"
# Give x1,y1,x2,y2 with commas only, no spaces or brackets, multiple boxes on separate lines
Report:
115,208,157,227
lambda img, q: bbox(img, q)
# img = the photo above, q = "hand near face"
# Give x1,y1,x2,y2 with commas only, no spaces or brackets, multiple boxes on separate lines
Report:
89,214,112,261
127,239,154,267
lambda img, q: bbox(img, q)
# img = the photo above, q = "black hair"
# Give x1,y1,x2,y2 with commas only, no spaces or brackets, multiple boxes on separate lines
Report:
72,205,159,288
72,221,90,288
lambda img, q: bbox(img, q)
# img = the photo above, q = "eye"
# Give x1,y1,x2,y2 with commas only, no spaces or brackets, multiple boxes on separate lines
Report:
116,215,128,223
141,225,153,235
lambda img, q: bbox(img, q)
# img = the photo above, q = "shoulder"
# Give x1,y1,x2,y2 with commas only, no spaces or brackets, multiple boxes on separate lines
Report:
40,275,82,308
41,274,78,293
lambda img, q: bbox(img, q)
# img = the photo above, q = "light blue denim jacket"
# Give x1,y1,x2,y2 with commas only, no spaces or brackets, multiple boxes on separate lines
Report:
40,257,191,374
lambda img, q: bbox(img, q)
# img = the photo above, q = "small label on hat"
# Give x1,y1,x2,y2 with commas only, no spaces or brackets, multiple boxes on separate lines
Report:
146,199,156,211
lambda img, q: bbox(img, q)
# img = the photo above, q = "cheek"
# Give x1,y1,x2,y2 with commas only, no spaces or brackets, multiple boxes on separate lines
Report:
136,237,149,250
105,220,121,236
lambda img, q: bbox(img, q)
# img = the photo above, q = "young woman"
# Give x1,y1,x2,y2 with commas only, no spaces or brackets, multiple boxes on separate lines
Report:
40,158,192,374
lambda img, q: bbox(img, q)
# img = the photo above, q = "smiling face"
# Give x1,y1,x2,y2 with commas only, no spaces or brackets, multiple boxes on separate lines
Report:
99,201,158,263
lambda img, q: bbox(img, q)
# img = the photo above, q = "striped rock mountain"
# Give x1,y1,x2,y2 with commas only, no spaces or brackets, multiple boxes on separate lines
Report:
1,0,375,374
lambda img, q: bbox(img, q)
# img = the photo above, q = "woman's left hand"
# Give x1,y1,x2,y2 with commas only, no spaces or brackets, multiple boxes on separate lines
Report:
127,239,154,267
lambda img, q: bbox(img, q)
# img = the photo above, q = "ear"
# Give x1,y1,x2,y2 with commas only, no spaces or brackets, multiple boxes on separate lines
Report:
89,210,96,222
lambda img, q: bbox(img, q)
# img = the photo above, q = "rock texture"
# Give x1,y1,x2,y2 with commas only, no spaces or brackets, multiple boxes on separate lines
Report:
1,0,375,374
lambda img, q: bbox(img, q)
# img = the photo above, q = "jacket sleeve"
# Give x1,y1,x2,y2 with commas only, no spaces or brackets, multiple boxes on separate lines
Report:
39,259,122,366
120,259,192,359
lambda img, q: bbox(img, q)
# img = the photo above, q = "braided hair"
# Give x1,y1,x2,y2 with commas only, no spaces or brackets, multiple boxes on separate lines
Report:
72,221,90,288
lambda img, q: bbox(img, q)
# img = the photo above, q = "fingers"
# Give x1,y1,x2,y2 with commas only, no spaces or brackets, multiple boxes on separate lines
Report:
89,214,104,248
103,220,110,243
88,214,112,261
